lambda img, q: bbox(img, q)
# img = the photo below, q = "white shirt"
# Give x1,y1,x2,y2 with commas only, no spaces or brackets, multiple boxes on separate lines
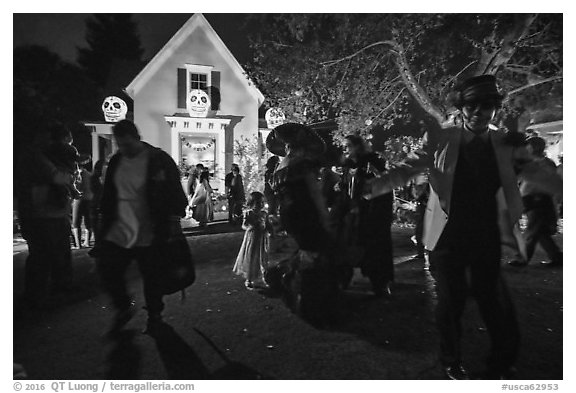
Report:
104,149,154,248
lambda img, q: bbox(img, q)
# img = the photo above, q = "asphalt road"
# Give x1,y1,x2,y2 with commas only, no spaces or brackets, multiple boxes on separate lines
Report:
12,223,563,380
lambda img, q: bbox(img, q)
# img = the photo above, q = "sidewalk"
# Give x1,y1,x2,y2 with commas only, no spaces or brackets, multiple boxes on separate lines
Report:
12,225,562,380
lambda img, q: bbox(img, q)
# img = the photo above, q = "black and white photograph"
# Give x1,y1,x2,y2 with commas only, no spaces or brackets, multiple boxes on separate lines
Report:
10,4,567,388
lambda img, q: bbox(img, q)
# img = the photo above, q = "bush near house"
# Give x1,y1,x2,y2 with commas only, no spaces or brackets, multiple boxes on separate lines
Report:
234,135,265,194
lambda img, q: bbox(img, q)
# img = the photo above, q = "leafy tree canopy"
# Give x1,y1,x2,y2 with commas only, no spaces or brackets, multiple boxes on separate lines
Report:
244,14,562,148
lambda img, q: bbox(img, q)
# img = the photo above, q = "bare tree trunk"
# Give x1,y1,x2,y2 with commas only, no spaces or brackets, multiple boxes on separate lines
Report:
476,14,538,75
393,43,450,127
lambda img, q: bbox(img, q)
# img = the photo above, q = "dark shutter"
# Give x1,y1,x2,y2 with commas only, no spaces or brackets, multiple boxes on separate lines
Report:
177,68,187,109
210,71,221,110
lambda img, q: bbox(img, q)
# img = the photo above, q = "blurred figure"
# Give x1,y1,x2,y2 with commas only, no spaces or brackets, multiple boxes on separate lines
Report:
71,155,94,248
510,136,562,267
90,158,108,244
190,170,214,227
95,120,188,336
187,163,204,198
15,122,74,308
334,134,394,297
556,154,563,218
264,156,280,216
268,123,340,325
233,191,273,289
410,174,430,259
225,163,245,224
45,124,82,200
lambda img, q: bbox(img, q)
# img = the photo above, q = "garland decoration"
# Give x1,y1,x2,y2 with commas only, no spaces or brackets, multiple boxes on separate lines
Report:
181,137,216,151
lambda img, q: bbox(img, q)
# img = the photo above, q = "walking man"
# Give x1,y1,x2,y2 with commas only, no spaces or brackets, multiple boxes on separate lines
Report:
94,120,188,336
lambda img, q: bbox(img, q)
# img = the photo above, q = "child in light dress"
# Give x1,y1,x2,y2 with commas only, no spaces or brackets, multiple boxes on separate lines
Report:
233,191,273,290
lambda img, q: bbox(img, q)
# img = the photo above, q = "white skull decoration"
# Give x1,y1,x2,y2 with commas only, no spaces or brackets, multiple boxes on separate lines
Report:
265,108,286,129
187,89,211,118
102,96,128,122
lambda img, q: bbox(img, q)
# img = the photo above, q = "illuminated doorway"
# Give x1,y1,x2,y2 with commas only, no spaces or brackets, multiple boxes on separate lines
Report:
181,134,217,174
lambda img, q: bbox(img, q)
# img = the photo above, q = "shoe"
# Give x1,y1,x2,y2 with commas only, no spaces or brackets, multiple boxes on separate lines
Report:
444,364,470,380
244,281,254,290
508,259,528,267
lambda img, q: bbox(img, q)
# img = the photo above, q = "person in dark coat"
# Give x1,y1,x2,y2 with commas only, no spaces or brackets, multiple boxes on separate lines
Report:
336,134,394,297
15,122,74,309
264,156,280,216
268,123,340,325
94,120,188,337
225,163,245,224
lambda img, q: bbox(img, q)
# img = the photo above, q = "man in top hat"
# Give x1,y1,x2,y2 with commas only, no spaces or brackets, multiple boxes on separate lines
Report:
365,74,552,379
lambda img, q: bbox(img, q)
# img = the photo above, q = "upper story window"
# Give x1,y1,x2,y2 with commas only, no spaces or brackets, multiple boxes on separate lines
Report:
190,72,208,90
186,64,212,95
178,64,220,112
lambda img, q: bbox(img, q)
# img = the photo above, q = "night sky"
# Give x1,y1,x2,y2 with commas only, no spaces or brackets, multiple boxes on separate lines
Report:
13,13,252,65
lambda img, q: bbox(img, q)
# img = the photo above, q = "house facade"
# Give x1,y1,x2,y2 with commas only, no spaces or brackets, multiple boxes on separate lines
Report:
87,14,264,193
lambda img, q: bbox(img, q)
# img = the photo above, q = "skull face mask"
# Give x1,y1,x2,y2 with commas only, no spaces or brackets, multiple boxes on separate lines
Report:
187,89,211,118
102,96,128,122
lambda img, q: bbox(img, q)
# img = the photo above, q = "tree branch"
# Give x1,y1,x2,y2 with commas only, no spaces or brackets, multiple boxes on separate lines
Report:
444,61,478,87
393,42,446,125
506,75,563,98
320,40,397,67
363,88,407,131
476,14,538,75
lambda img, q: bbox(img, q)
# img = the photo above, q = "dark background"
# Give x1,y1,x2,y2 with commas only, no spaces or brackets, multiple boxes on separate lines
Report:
13,14,252,65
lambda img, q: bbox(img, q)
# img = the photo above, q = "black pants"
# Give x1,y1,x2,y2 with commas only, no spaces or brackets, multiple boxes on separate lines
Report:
96,241,164,317
20,217,72,301
429,242,519,372
228,198,243,223
523,195,561,263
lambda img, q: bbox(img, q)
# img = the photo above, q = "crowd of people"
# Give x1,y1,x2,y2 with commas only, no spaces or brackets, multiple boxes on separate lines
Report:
14,74,563,380
238,74,562,380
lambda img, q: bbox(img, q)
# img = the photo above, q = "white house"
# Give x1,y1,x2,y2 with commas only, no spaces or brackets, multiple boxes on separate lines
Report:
85,13,265,193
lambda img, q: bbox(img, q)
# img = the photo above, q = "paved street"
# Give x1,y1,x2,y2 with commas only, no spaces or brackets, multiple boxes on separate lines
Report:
13,222,562,380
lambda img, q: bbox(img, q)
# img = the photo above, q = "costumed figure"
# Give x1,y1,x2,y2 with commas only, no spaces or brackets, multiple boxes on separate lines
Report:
266,123,341,325
331,135,394,297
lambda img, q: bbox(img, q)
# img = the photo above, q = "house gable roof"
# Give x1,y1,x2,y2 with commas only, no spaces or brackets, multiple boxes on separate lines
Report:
125,13,264,106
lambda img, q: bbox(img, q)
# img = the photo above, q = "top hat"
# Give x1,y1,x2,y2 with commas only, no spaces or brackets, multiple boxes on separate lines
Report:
456,74,505,104
265,123,326,157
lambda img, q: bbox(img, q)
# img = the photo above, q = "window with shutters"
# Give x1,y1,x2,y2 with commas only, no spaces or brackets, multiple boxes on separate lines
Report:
178,64,220,112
